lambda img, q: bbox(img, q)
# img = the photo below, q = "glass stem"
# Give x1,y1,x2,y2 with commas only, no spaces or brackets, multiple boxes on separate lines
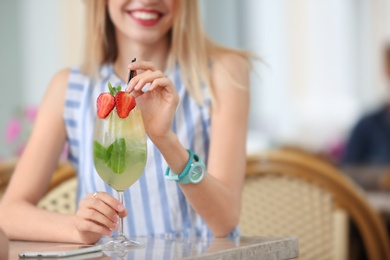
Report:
117,191,125,237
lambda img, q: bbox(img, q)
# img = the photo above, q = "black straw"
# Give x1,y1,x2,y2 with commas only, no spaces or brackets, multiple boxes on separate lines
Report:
127,58,137,84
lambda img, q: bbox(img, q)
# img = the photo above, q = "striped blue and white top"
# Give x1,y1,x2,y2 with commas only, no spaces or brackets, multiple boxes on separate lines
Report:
64,64,234,238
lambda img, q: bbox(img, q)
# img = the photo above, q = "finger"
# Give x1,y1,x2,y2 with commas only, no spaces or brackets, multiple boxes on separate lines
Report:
126,72,144,92
148,77,173,92
81,194,125,221
118,208,128,218
87,196,121,222
78,207,118,231
128,61,157,72
88,192,126,214
131,88,144,99
75,218,112,236
126,74,143,93
133,70,166,91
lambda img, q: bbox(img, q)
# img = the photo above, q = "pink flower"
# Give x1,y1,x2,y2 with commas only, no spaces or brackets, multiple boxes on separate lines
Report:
5,118,22,143
24,106,38,123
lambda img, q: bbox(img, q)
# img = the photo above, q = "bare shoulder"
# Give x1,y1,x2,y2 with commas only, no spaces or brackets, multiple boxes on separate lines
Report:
212,50,251,77
41,68,71,109
48,68,71,92
210,50,251,107
53,68,71,80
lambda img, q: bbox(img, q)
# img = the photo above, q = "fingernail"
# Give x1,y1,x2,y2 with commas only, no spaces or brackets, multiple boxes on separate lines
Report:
113,215,119,222
112,223,118,230
105,229,112,236
117,204,125,211
142,83,151,92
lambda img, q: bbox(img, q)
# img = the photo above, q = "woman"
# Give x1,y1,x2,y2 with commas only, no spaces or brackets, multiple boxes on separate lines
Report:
0,0,251,244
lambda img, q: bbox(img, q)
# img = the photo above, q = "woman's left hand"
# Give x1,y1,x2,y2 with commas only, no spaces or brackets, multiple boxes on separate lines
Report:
126,61,179,140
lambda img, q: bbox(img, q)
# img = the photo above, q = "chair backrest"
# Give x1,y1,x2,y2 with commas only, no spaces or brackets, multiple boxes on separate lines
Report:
38,163,77,215
240,149,390,260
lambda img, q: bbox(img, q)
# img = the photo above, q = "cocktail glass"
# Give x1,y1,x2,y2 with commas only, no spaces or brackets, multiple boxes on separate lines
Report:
93,103,147,251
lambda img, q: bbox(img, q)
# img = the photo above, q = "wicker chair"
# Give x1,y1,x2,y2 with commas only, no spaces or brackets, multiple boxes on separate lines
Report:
37,163,77,214
0,161,77,215
241,149,390,260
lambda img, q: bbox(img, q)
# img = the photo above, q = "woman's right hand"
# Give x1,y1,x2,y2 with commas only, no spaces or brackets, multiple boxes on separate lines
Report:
126,61,179,141
74,192,127,244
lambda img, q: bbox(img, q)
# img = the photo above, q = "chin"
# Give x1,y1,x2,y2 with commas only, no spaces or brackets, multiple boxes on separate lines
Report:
129,32,169,46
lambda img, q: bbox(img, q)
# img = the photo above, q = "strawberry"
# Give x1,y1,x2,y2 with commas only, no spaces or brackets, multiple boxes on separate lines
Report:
115,91,136,118
96,93,115,119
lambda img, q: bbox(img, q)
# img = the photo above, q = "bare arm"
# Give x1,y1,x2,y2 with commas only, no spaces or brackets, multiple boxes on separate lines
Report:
0,69,79,242
127,54,250,236
180,53,249,236
157,54,249,236
0,70,132,244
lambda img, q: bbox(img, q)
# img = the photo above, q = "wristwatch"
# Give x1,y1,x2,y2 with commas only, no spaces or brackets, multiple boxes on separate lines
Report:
164,150,206,184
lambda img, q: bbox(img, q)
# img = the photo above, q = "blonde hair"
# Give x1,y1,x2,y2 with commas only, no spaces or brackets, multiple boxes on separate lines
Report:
82,0,252,103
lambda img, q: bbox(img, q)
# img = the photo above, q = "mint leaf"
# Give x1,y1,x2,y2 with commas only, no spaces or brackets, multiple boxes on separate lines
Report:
115,83,122,93
110,138,126,174
93,141,108,162
105,142,114,167
108,82,114,95
108,82,123,96
94,138,127,174
106,143,113,161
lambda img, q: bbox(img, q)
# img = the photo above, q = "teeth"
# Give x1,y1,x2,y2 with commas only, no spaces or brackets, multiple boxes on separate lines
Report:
132,11,158,20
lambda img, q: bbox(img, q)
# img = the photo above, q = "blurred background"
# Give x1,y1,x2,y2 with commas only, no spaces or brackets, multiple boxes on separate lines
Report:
1,1,390,259
1,0,390,161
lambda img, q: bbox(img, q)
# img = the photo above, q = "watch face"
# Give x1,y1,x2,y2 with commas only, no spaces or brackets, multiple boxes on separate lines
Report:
189,164,205,184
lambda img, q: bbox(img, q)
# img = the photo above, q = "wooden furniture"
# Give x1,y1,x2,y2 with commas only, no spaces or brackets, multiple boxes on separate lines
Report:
241,150,390,260
9,236,299,259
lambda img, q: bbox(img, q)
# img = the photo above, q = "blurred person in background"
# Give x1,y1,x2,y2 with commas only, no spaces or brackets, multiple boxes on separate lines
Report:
341,44,390,260
342,44,390,165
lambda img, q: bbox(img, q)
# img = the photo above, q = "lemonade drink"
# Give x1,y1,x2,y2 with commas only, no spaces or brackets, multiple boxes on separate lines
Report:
93,106,147,191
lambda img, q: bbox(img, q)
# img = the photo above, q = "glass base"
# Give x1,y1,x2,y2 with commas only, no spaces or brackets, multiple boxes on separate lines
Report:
101,235,144,252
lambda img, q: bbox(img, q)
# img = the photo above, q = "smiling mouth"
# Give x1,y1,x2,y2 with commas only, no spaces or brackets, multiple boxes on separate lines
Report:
127,10,163,27
131,11,160,20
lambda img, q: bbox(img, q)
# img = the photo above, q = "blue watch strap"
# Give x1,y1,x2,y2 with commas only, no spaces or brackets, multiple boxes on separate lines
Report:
177,154,205,184
165,150,205,184
164,150,194,181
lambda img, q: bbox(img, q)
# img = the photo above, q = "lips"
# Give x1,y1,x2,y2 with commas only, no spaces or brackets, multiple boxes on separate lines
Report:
128,9,163,26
